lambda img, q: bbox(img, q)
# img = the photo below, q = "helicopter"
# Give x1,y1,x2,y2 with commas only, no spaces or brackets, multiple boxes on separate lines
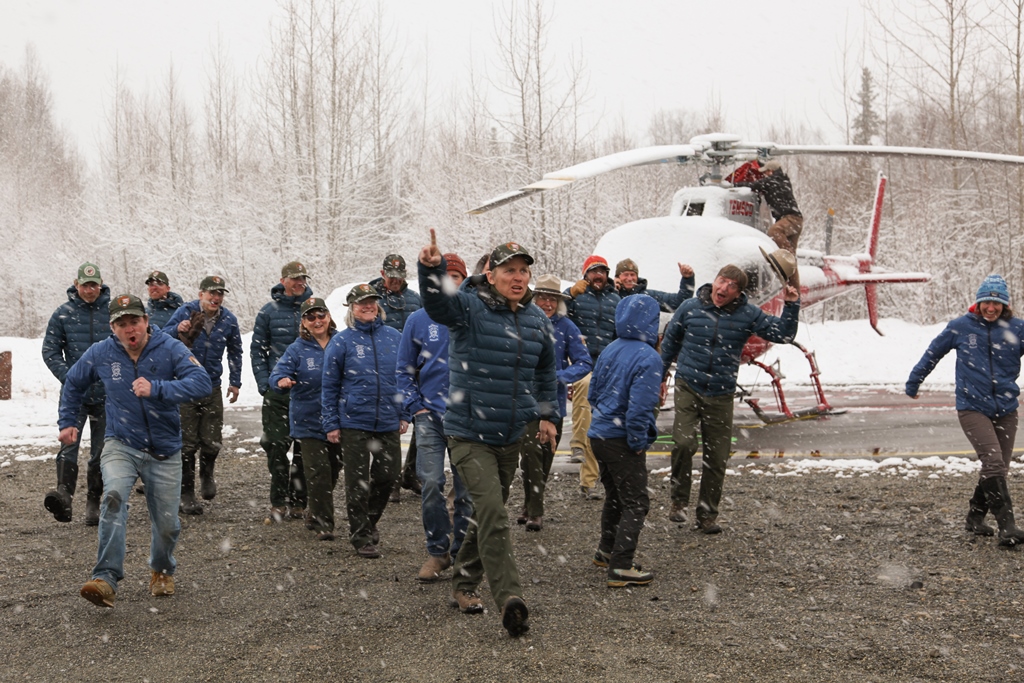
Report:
468,133,1024,423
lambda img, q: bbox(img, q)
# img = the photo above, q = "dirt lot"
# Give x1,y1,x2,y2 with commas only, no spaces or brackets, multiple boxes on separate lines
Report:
3,430,1024,683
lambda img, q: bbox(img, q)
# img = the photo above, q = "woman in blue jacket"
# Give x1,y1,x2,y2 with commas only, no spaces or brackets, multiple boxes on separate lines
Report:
321,285,407,558
270,297,339,539
907,274,1024,546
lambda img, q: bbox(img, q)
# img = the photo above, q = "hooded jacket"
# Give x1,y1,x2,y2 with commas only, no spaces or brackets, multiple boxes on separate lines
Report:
565,280,621,361
396,307,451,417
369,276,422,333
661,283,800,397
269,333,335,440
164,301,243,389
906,309,1024,418
588,295,663,452
420,259,558,446
251,282,314,394
42,284,112,405
58,331,212,456
618,274,695,313
549,314,592,416
321,317,405,433
146,291,185,331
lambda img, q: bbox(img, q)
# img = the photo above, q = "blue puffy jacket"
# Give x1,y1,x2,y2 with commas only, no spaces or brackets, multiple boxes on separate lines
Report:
906,309,1024,418
618,275,695,312
163,301,243,389
58,331,212,456
369,277,422,332
146,292,185,331
549,314,592,416
420,260,558,446
588,295,663,452
42,285,112,405
321,317,405,433
269,334,335,440
565,281,620,360
251,283,314,394
661,283,800,397
396,308,451,416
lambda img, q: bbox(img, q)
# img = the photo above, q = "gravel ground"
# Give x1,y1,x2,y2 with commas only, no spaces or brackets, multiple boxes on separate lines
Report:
3,431,1024,683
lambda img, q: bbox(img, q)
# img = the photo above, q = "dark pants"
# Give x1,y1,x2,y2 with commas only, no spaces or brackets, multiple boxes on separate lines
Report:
593,438,650,571
341,428,399,548
302,438,342,532
55,401,105,497
671,380,735,523
959,410,1018,480
180,389,223,493
519,418,563,517
261,390,305,508
450,437,522,609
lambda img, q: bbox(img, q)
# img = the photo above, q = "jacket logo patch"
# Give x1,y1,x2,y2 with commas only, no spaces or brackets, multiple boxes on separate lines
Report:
968,334,978,349
356,344,366,359
306,358,316,370
111,362,122,380
428,324,440,342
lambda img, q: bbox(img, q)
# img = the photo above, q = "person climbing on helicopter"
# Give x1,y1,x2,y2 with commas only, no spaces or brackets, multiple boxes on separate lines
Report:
731,160,802,288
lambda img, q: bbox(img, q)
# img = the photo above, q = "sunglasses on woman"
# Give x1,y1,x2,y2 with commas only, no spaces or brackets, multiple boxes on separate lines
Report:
303,311,328,321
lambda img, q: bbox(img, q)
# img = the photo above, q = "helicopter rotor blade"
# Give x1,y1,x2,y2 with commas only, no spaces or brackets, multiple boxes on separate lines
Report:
759,144,1024,166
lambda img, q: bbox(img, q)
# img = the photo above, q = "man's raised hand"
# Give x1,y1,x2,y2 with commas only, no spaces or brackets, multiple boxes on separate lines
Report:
419,228,442,267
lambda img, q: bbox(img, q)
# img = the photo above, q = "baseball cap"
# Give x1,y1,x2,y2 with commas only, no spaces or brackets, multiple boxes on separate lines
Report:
300,297,329,316
109,294,146,322
489,242,534,268
346,283,381,305
282,261,311,279
382,254,407,278
200,275,230,293
145,270,169,285
78,262,102,285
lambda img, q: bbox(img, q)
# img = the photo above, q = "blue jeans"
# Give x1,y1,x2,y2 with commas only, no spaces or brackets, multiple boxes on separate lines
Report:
56,401,105,468
415,412,472,558
93,440,182,590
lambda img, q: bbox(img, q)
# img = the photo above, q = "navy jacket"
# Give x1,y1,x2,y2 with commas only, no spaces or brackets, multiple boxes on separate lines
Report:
420,260,558,446
58,331,212,456
146,292,185,331
588,295,663,452
565,281,621,360
321,317,405,433
42,285,112,405
661,283,800,397
251,283,314,394
270,334,335,440
618,275,695,313
164,301,243,389
549,314,592,416
906,310,1024,418
369,277,422,333
396,308,451,417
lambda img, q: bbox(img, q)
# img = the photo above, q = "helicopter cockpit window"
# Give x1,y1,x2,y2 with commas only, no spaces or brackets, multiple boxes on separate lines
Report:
743,260,778,306
685,202,704,216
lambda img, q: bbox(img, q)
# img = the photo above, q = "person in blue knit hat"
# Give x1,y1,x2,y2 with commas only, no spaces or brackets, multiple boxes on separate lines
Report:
906,274,1024,547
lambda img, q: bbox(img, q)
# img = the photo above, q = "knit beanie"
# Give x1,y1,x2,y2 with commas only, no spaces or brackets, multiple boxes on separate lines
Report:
443,253,467,278
581,255,609,275
976,274,1010,305
615,258,639,277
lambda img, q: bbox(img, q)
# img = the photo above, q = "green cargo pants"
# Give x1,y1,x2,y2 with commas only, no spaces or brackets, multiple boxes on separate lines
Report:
671,379,735,523
180,389,223,494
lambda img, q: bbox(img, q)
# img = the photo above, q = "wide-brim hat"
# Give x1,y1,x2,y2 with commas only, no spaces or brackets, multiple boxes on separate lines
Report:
759,246,797,284
533,274,568,298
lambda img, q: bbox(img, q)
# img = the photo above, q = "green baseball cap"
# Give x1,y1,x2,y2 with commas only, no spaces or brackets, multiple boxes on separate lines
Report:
145,270,169,285
346,283,381,305
282,261,311,279
200,275,229,293
300,297,329,316
109,294,146,322
489,241,534,268
382,254,407,278
78,262,102,285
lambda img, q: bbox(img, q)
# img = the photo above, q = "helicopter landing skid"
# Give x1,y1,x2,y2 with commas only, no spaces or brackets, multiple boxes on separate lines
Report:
740,343,847,425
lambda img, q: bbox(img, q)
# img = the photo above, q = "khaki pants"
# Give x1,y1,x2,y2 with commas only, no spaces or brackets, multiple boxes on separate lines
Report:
570,372,600,489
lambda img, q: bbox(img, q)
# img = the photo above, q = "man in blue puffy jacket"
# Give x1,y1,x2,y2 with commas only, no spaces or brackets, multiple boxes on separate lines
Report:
589,294,663,587
164,275,243,514
251,262,314,520
64,294,212,608
42,262,111,526
144,270,184,331
661,264,799,533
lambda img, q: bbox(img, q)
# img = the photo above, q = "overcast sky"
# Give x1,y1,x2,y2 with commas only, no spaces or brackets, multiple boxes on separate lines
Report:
1,0,867,167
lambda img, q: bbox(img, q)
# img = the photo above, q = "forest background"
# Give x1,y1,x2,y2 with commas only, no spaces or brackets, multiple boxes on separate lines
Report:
1,0,1022,336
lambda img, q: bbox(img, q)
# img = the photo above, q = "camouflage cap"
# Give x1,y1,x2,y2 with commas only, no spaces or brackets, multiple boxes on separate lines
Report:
382,254,407,278
77,262,102,285
489,241,534,268
300,297,329,316
145,270,169,285
200,275,230,293
346,283,381,305
615,258,639,277
109,294,146,322
282,261,311,279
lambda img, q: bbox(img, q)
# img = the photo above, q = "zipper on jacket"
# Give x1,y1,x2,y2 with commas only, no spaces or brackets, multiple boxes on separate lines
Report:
509,311,523,438
987,324,998,409
371,325,382,431
128,349,157,453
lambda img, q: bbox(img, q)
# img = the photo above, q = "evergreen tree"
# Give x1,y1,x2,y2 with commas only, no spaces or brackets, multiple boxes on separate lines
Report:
852,68,882,145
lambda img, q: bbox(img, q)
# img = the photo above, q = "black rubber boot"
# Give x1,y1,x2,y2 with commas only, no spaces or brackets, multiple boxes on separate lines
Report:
84,463,103,526
289,452,307,511
981,476,1024,547
199,452,218,501
965,483,995,536
44,461,77,523
180,452,203,515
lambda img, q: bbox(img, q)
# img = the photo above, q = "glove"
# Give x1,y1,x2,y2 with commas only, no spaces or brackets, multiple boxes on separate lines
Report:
569,280,588,298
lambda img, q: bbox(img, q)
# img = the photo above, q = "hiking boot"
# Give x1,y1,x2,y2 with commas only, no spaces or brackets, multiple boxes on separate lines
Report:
592,549,610,568
608,566,655,588
981,476,1024,547
402,475,422,495
150,571,175,597
669,503,688,524
179,490,203,515
451,590,484,614
80,578,115,608
199,457,217,500
357,543,381,559
570,447,585,464
44,487,73,523
371,523,380,545
695,518,722,535
965,484,995,536
417,553,451,582
389,481,401,503
265,506,288,524
84,495,101,527
501,596,530,637
526,516,543,532
581,486,603,500
288,506,306,520
316,531,335,541
516,507,528,525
